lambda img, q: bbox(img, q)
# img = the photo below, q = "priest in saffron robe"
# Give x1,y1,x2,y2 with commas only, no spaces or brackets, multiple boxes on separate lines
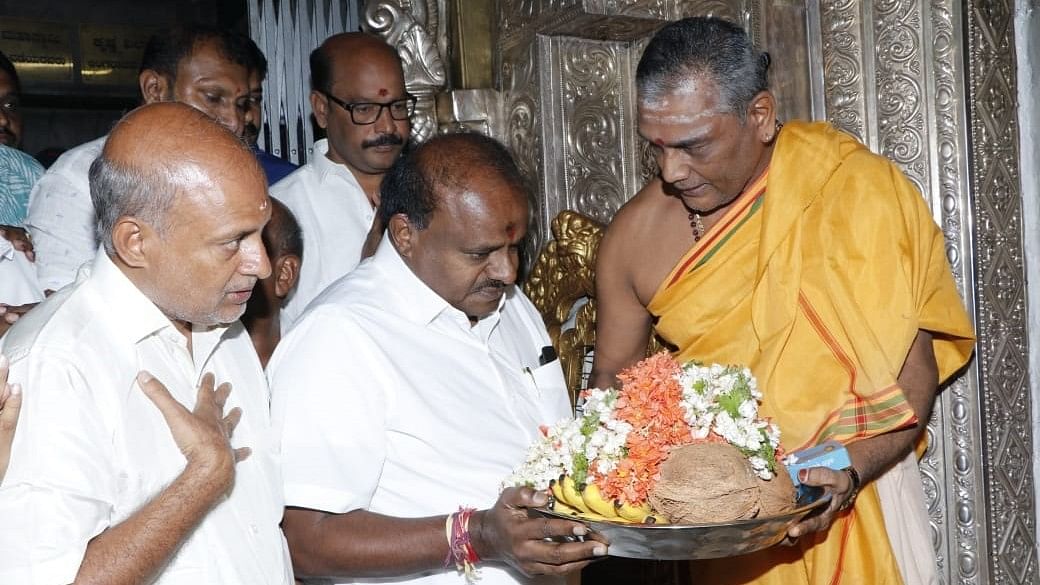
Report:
591,17,974,585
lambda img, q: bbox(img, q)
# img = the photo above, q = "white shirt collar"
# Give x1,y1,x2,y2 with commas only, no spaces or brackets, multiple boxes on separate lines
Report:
88,251,232,363
370,234,506,341
311,138,365,194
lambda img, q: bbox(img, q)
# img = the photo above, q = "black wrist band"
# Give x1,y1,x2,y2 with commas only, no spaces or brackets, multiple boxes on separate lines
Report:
838,465,861,511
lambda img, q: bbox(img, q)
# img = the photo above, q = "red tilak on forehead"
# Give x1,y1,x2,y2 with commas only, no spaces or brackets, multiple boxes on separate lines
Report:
506,225,517,239
653,138,664,146
378,88,388,97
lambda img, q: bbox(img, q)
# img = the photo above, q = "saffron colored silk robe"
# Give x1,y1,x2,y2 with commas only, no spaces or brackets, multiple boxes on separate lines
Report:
647,121,974,585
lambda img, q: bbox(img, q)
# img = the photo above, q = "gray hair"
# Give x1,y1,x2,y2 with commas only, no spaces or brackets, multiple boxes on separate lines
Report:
89,155,176,255
636,17,770,121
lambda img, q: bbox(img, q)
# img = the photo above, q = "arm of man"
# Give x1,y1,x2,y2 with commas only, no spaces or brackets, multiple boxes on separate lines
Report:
71,372,250,585
589,211,654,389
0,353,21,481
790,329,938,538
283,487,605,580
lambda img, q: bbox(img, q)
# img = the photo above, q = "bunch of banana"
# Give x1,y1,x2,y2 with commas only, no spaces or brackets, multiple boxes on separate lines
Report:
549,475,667,524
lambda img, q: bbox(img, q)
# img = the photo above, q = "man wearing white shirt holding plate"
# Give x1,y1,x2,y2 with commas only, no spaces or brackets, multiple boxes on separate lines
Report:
270,133,605,584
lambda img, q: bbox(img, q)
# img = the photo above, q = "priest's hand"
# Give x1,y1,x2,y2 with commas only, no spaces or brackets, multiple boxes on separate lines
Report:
785,465,857,541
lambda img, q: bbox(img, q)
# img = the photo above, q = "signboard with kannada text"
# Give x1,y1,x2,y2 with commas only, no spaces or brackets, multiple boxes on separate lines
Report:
0,17,75,84
79,24,162,88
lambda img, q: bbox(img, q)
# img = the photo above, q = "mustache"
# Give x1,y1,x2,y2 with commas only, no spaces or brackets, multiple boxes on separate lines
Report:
362,133,404,149
474,279,508,292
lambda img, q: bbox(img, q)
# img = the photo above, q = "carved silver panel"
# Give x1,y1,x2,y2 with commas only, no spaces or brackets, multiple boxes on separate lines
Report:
363,0,448,143
536,14,662,231
965,0,1037,582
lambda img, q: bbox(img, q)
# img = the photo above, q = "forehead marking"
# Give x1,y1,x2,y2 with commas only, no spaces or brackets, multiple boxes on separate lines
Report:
378,88,388,97
506,224,517,239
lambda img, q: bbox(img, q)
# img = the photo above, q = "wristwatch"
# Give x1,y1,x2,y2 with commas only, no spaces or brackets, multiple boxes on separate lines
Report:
838,465,862,511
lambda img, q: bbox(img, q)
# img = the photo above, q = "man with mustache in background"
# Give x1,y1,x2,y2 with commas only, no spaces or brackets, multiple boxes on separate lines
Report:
270,33,411,330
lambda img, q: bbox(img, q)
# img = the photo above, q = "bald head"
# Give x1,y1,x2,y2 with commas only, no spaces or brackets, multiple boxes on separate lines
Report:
91,102,264,254
310,32,402,94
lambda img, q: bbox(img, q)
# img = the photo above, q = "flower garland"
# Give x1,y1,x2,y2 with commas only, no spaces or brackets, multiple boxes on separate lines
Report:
506,352,782,506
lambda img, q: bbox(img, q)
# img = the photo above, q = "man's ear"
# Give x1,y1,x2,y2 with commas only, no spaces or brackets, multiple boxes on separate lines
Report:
111,217,152,268
310,90,329,130
273,254,301,299
139,70,172,104
387,214,416,258
747,90,777,142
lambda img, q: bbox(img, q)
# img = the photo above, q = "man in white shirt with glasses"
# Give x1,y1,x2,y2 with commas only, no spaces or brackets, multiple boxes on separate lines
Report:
271,32,414,330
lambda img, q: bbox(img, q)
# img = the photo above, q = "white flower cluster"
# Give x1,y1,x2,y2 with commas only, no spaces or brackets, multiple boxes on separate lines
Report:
580,388,632,476
676,363,781,480
504,388,631,490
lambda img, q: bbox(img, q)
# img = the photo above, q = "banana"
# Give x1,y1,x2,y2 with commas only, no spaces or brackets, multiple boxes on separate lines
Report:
614,499,653,523
580,482,619,518
552,498,584,516
549,478,568,508
560,475,593,514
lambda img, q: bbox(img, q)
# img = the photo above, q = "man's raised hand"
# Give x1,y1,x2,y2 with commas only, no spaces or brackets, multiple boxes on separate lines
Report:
136,371,250,498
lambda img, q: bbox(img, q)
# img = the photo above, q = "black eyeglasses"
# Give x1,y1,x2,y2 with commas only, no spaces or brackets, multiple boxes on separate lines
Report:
324,93,416,125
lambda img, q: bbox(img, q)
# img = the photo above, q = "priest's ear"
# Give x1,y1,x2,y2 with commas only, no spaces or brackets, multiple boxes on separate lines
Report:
746,90,777,142
273,253,301,300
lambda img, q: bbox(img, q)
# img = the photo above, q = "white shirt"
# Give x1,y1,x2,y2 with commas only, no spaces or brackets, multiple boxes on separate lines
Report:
270,138,376,330
269,237,570,585
0,251,293,585
24,136,107,292
0,239,44,306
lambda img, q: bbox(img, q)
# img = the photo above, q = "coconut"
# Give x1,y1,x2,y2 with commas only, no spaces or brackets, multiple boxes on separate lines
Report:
648,442,760,523
756,461,797,516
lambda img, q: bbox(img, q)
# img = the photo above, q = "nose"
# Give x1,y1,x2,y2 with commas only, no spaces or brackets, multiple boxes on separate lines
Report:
487,248,519,287
214,102,245,139
372,105,395,134
657,148,692,185
241,233,272,280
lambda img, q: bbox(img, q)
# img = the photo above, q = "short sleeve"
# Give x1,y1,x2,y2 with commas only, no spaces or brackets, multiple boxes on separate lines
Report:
268,307,390,514
0,352,116,585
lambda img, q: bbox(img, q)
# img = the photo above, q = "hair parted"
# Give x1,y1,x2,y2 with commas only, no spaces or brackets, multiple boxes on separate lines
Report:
379,133,526,230
89,155,177,255
140,25,261,81
636,17,770,120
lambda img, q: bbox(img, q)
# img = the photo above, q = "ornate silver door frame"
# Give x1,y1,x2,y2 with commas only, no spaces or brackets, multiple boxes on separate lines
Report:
352,1,1035,582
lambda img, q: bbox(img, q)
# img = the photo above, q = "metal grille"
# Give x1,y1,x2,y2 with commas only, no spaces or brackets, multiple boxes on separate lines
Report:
246,0,362,166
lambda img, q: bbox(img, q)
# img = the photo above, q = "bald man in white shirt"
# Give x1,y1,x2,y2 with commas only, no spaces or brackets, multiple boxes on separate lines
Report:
0,102,292,585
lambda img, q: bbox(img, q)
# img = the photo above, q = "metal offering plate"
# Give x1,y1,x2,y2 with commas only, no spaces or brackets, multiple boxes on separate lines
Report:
531,487,830,560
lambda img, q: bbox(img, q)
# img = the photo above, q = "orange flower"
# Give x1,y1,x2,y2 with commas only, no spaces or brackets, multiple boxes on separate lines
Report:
595,353,695,505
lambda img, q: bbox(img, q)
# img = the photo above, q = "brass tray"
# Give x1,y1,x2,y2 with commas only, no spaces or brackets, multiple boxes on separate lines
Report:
531,487,830,560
